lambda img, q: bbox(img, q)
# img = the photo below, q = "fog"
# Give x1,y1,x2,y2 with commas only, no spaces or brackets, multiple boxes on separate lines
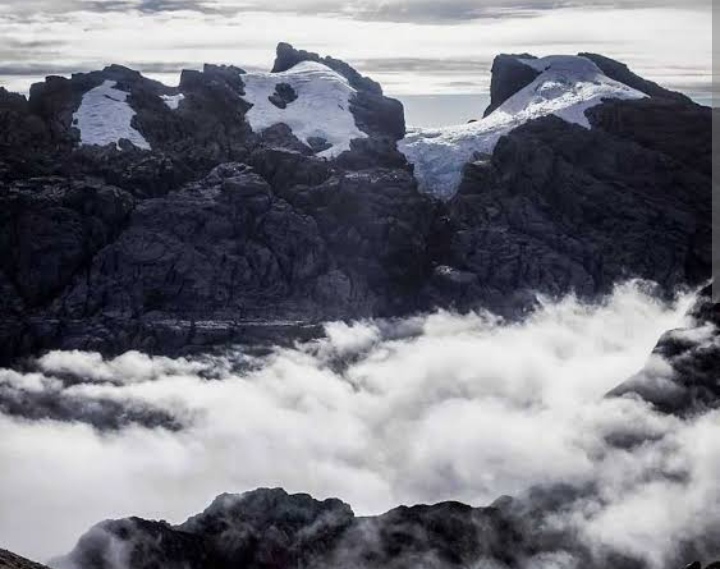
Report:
0,282,717,566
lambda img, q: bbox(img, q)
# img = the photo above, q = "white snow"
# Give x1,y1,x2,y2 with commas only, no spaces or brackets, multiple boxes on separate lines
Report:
241,60,367,159
399,55,646,199
72,80,151,150
161,93,185,110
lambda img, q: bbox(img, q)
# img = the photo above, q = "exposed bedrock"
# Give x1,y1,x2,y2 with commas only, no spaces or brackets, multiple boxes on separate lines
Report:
0,45,712,363
51,487,720,569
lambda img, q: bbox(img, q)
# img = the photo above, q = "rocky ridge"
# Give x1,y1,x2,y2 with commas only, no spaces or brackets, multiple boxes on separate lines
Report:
0,46,712,364
50,485,720,569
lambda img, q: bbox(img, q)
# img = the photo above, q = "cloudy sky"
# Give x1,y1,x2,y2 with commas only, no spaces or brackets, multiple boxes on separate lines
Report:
0,0,712,101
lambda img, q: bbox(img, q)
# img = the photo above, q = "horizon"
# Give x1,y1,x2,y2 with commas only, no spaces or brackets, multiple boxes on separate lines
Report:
1,1,711,102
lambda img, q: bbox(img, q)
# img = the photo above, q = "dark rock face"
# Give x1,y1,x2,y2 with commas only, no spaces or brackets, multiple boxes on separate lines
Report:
268,82,299,109
610,285,720,416
56,163,433,322
0,549,53,569
0,46,712,363
0,43,418,363
53,488,719,569
0,178,134,308
48,489,538,569
483,53,540,117
579,53,694,104
587,97,712,178
0,88,54,181
441,108,710,311
0,159,435,359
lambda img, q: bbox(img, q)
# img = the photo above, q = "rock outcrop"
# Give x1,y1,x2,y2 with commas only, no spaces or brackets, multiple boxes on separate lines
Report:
483,53,540,117
0,549,53,569
0,46,712,364
441,105,710,311
52,488,720,569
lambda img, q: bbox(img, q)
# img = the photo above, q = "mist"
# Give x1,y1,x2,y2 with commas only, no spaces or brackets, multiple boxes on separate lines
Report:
0,281,717,567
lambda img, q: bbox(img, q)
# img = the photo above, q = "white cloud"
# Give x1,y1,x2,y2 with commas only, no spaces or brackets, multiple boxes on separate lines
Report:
0,4,711,96
1,282,717,569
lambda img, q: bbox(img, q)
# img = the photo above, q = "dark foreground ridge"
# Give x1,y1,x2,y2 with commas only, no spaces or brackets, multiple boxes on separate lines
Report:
47,486,719,569
0,44,711,364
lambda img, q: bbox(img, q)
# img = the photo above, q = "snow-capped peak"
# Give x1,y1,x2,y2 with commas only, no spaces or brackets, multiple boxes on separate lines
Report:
241,60,367,158
399,55,646,199
72,80,151,151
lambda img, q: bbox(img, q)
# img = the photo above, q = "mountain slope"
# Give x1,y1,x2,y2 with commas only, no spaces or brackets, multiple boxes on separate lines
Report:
51,484,720,569
400,54,647,198
0,44,711,364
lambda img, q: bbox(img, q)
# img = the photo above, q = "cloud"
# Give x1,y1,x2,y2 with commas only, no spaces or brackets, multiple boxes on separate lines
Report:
1,282,718,568
0,0,711,98
0,0,712,21
355,57,491,75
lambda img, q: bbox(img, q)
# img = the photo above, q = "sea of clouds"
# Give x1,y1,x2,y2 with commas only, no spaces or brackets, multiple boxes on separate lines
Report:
0,281,718,566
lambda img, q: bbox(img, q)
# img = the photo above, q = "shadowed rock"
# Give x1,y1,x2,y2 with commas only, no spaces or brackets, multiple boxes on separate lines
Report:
0,46,712,364
483,53,540,117
52,488,720,569
610,285,720,416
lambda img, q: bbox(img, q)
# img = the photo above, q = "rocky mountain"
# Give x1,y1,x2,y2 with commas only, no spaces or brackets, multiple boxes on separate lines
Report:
0,45,711,365
49,484,720,569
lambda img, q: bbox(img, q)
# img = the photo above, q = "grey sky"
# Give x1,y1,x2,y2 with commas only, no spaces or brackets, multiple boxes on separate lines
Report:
0,0,712,98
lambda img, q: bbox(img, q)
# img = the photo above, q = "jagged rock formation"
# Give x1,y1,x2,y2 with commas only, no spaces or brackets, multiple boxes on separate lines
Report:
442,108,709,309
579,53,694,104
0,46,711,364
483,53,540,117
51,488,720,569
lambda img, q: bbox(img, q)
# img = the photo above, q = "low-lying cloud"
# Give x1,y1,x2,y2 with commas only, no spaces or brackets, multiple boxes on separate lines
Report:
0,282,717,567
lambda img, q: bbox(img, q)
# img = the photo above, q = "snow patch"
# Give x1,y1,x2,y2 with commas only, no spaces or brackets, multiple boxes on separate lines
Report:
241,61,367,159
399,55,646,199
161,93,185,110
72,80,151,150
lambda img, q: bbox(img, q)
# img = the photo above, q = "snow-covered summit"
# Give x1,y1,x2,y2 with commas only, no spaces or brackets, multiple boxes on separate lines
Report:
399,55,646,199
72,80,151,151
241,60,367,159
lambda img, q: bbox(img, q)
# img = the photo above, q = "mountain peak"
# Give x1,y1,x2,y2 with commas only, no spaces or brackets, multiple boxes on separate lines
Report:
485,52,692,118
272,42,383,95
401,53,648,198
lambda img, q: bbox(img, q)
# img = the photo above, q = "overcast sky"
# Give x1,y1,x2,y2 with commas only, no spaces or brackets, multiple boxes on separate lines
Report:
0,0,712,96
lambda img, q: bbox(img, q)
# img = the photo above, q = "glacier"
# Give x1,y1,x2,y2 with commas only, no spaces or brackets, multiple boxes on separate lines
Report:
242,60,368,159
399,55,646,199
72,80,151,151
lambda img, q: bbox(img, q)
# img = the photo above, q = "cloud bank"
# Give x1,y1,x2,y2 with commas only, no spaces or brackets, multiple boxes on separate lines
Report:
0,1,711,98
1,282,718,567
0,0,712,22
